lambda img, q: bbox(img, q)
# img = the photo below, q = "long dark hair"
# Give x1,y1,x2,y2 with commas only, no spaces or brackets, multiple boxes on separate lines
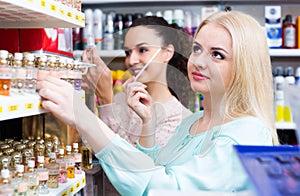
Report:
129,16,192,77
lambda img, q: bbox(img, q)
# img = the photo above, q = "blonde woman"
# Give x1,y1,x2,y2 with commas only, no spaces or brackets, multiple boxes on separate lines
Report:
37,11,279,195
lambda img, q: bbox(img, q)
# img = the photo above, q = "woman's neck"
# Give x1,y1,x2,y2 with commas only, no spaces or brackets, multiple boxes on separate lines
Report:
146,81,173,103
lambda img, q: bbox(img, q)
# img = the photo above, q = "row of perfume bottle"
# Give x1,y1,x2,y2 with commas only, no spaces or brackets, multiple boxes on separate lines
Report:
0,142,87,195
0,50,83,97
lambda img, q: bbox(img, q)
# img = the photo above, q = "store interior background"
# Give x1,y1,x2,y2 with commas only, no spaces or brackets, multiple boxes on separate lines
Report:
0,0,300,195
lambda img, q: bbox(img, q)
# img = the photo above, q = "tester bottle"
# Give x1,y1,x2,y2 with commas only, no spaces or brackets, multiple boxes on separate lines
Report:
56,148,67,183
12,164,28,196
0,50,11,96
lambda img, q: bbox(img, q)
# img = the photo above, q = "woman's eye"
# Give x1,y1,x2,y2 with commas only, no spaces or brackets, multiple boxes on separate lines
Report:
192,45,202,53
124,50,131,57
212,51,224,60
139,47,148,53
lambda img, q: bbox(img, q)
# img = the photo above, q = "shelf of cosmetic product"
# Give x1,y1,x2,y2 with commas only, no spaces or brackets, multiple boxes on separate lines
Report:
0,90,86,121
269,49,300,57
82,0,300,4
275,122,297,130
0,0,85,28
73,49,126,59
74,49,300,59
45,171,86,196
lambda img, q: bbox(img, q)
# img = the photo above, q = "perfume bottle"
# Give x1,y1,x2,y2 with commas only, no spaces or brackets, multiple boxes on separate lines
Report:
0,50,12,96
12,164,28,196
24,160,38,196
24,53,38,94
45,153,59,189
65,145,75,179
56,148,67,183
72,143,82,174
11,53,26,94
36,156,49,194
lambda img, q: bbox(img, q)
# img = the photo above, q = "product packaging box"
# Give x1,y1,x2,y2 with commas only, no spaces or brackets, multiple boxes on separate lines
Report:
265,6,282,48
0,29,20,53
19,28,73,57
297,16,300,48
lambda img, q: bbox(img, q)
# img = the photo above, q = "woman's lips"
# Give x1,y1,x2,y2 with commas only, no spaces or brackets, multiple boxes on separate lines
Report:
192,71,208,81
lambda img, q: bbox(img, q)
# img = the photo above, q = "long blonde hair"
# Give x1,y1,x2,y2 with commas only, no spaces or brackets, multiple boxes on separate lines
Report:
195,11,279,144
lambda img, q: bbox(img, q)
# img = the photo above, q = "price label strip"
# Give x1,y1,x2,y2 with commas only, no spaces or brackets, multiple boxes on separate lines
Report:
8,104,18,112
25,103,34,110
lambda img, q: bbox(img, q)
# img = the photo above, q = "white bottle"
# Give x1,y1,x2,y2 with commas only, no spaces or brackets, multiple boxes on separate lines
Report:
173,9,184,28
163,10,173,24
103,13,114,50
93,9,103,51
83,9,94,50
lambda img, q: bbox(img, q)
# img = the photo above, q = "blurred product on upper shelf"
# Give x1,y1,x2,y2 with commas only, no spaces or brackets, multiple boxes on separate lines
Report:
265,6,282,49
282,14,297,49
54,0,82,11
297,16,300,48
78,8,205,51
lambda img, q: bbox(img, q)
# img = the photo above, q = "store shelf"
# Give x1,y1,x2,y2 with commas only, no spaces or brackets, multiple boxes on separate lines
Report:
275,122,297,130
45,172,86,196
82,0,219,4
74,49,300,59
74,50,126,59
0,0,85,28
269,49,300,57
0,93,47,121
0,90,86,121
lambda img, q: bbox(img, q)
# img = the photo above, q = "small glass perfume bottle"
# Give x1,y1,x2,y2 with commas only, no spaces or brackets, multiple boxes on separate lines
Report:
11,53,26,94
65,145,75,179
24,160,38,196
24,53,38,94
56,149,67,183
12,164,28,196
0,50,12,96
45,153,59,189
72,143,82,174
36,156,49,194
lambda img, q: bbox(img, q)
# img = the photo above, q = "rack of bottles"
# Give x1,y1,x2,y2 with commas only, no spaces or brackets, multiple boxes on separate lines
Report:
0,138,89,195
0,50,86,121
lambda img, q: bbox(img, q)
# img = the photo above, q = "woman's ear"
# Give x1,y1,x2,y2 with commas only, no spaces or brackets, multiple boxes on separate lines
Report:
163,44,175,63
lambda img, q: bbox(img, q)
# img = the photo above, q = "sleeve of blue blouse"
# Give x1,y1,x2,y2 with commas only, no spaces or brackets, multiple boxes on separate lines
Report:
95,134,252,196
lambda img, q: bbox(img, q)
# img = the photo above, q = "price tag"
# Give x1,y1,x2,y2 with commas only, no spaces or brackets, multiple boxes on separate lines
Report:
40,0,46,8
25,103,34,110
76,181,80,189
67,12,72,18
60,191,67,196
75,14,80,21
82,177,86,184
27,0,33,2
0,106,2,113
69,186,75,193
38,102,43,109
50,4,56,12
59,8,64,16
8,104,18,112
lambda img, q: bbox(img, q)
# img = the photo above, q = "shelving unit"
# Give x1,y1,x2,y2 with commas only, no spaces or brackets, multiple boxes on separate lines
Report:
45,172,86,196
0,0,85,28
0,1,87,194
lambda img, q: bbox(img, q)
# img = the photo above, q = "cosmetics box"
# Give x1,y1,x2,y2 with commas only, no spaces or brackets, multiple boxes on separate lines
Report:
19,28,73,57
265,6,282,48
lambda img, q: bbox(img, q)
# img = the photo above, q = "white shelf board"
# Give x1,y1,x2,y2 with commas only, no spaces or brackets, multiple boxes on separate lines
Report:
74,49,300,59
0,93,47,121
74,50,126,59
44,171,86,196
0,0,85,28
269,49,300,57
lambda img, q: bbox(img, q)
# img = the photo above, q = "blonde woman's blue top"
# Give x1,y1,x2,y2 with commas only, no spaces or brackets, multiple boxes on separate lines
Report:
95,111,273,196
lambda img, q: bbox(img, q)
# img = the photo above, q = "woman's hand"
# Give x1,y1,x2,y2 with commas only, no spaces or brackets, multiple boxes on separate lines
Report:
125,79,153,124
37,75,85,128
82,46,113,105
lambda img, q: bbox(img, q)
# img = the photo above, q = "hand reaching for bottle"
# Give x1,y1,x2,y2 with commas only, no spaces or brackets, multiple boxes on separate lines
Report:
81,46,114,105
